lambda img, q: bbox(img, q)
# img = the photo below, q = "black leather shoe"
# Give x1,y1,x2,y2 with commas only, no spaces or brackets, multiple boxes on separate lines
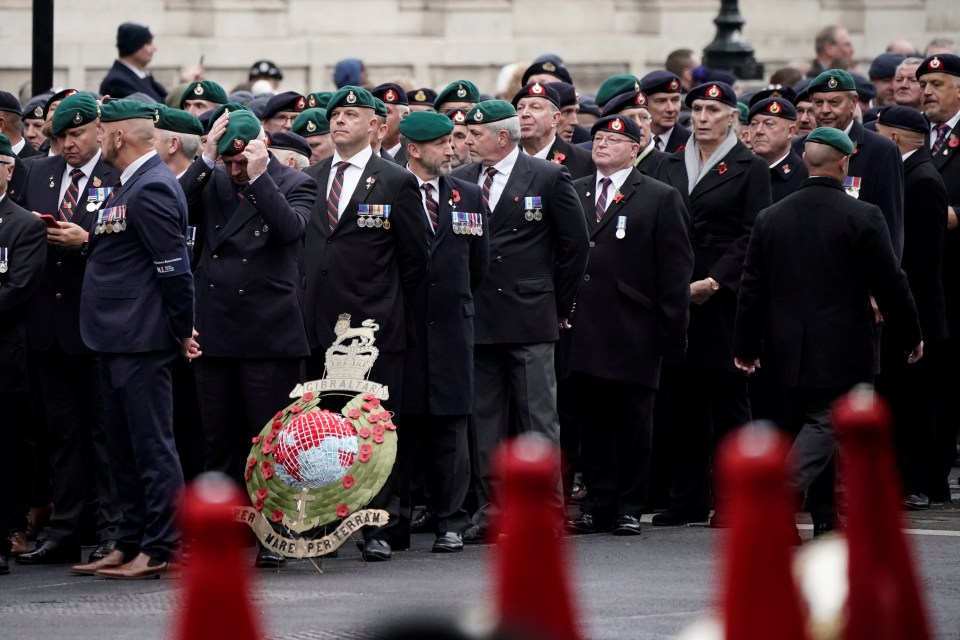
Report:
254,545,286,568
650,510,708,527
410,509,438,534
362,539,392,562
432,532,464,553
566,514,610,534
613,515,642,536
88,540,120,562
903,493,930,510
461,523,487,545
15,538,80,565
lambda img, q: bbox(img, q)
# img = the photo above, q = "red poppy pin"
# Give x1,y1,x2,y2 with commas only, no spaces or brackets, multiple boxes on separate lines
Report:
613,192,624,204
676,145,685,151
450,189,461,206
365,177,376,190
718,162,728,175
552,152,566,164
950,135,958,148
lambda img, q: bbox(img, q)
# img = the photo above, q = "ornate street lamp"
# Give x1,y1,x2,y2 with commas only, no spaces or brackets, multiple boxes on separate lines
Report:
702,0,764,80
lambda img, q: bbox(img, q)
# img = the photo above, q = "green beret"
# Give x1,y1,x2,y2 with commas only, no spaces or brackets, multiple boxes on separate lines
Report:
207,102,252,131
373,98,387,118
434,80,480,109
465,100,517,125
0,133,15,158
398,111,454,142
325,86,376,120
808,69,856,93
596,74,642,108
179,81,228,109
292,108,330,137
51,92,100,136
737,102,749,124
153,104,203,135
805,126,855,155
100,99,155,123
217,110,263,157
306,91,333,110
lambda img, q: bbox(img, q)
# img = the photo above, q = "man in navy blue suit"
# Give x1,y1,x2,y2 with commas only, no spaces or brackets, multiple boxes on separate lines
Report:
73,99,197,579
396,112,489,553
98,23,168,102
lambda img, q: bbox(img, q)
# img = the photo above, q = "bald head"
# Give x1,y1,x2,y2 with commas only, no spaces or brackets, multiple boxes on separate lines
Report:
803,140,849,181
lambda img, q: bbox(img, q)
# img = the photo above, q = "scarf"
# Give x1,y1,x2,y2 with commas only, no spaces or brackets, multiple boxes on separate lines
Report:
683,128,738,195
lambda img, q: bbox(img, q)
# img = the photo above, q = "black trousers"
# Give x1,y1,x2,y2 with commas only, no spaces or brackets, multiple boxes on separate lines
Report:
661,363,751,516
0,391,32,550
172,356,204,482
569,373,656,523
35,347,119,544
98,350,183,561
786,387,845,526
934,336,960,501
195,356,303,485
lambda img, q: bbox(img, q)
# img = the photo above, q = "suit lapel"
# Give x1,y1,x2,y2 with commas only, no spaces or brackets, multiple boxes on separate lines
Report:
434,177,455,244
663,155,693,213
690,145,747,202
72,159,113,230
491,153,535,232
307,158,333,238
332,154,381,236
43,158,67,213
593,171,639,238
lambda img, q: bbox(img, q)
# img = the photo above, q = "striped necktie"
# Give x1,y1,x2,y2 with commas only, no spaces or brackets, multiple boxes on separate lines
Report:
481,166,497,212
58,168,84,222
595,177,612,222
422,183,439,234
326,161,348,233
654,135,664,151
932,123,951,155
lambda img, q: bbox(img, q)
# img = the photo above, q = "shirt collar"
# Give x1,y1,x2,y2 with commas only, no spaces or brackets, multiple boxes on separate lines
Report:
933,110,960,132
416,175,441,194
68,149,102,179
531,137,556,160
596,165,633,193
118,58,148,79
120,150,157,185
768,151,791,169
490,145,521,176
11,138,25,154
332,144,373,170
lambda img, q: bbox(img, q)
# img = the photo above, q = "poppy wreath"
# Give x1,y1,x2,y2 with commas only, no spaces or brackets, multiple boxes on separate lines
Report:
244,391,397,528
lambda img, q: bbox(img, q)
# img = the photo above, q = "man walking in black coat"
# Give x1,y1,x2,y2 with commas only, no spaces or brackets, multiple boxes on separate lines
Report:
734,127,923,535
98,23,167,103
565,116,693,537
397,112,489,553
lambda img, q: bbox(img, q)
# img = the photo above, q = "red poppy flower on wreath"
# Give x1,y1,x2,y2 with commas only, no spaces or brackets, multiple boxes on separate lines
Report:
363,393,377,402
373,424,385,437
359,449,372,463
272,509,284,523
274,411,284,420
267,432,277,444
362,402,375,412
336,504,350,517
384,421,396,431
255,498,264,511
261,460,275,479
247,457,257,469
373,434,385,444
378,411,391,421
358,427,372,438
272,420,283,429
257,487,268,500
244,469,252,481
552,152,566,164
347,409,361,419
613,192,624,204
343,475,355,488
451,189,461,203
301,392,315,402
718,162,728,175
252,435,262,444
290,404,303,414
367,413,379,424
262,442,274,455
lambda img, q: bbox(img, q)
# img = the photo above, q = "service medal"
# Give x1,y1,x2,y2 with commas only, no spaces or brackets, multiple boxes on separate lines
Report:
383,220,391,229
616,215,627,239
87,202,98,212
533,211,543,221
525,210,534,221
374,218,383,228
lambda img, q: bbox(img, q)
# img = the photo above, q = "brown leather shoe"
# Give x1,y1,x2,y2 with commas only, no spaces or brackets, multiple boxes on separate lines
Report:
71,550,128,576
95,552,172,580
25,503,53,541
7,531,28,555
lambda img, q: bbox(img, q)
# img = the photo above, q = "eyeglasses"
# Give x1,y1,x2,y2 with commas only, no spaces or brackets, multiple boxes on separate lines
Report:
269,114,298,125
593,135,632,146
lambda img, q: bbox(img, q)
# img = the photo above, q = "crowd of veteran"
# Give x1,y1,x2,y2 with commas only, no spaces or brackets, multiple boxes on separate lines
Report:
1,21,958,577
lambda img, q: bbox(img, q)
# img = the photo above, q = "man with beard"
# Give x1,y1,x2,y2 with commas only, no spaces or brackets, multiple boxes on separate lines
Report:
794,89,818,137
397,111,488,553
445,109,472,169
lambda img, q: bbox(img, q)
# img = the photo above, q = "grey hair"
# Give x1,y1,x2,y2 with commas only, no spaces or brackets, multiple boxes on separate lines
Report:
485,116,521,144
159,129,201,160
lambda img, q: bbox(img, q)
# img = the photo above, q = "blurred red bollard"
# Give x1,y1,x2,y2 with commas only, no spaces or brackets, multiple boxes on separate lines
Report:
173,472,264,640
491,434,583,640
716,423,809,640
833,386,932,640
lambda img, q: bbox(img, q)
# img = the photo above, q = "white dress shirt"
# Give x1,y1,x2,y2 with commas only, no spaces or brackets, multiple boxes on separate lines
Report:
478,146,520,212
327,145,374,218
58,149,103,204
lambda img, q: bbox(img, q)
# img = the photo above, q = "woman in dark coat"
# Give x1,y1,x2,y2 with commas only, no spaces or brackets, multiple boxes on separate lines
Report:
652,82,772,525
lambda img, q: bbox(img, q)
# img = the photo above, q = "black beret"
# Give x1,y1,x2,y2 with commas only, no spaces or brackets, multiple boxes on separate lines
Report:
545,82,578,108
44,88,79,120
409,88,438,106
916,53,960,79
260,92,306,120
23,96,47,120
591,115,642,143
511,82,561,109
685,82,738,108
748,97,797,122
748,86,797,107
876,105,929,134
116,23,153,57
640,70,682,96
249,60,283,81
521,60,573,86
852,74,877,103
266,131,311,158
578,96,601,118
371,83,409,106
445,108,468,126
601,90,649,117
869,53,906,80
0,91,22,116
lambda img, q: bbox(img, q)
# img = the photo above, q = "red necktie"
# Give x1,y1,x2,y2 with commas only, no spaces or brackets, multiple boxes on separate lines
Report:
481,166,497,212
595,177,611,222
326,161,348,233
58,168,84,222
422,183,439,234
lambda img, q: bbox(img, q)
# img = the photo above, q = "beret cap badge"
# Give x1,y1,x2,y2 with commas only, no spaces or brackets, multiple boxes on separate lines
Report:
415,90,426,101
768,101,781,114
707,85,721,98
346,91,357,104
635,93,647,106
542,61,557,73
306,120,317,133
33,105,43,117
454,111,466,123
668,79,678,92
473,110,484,122
296,97,306,110
930,57,942,69
308,96,317,107
73,111,83,124
457,84,467,98
233,138,245,150
385,89,397,102
610,119,623,131
827,76,838,89
531,83,544,95
194,84,204,96
154,109,160,123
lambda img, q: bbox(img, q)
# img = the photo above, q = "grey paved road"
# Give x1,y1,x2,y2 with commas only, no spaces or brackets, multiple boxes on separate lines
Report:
2,496,958,640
